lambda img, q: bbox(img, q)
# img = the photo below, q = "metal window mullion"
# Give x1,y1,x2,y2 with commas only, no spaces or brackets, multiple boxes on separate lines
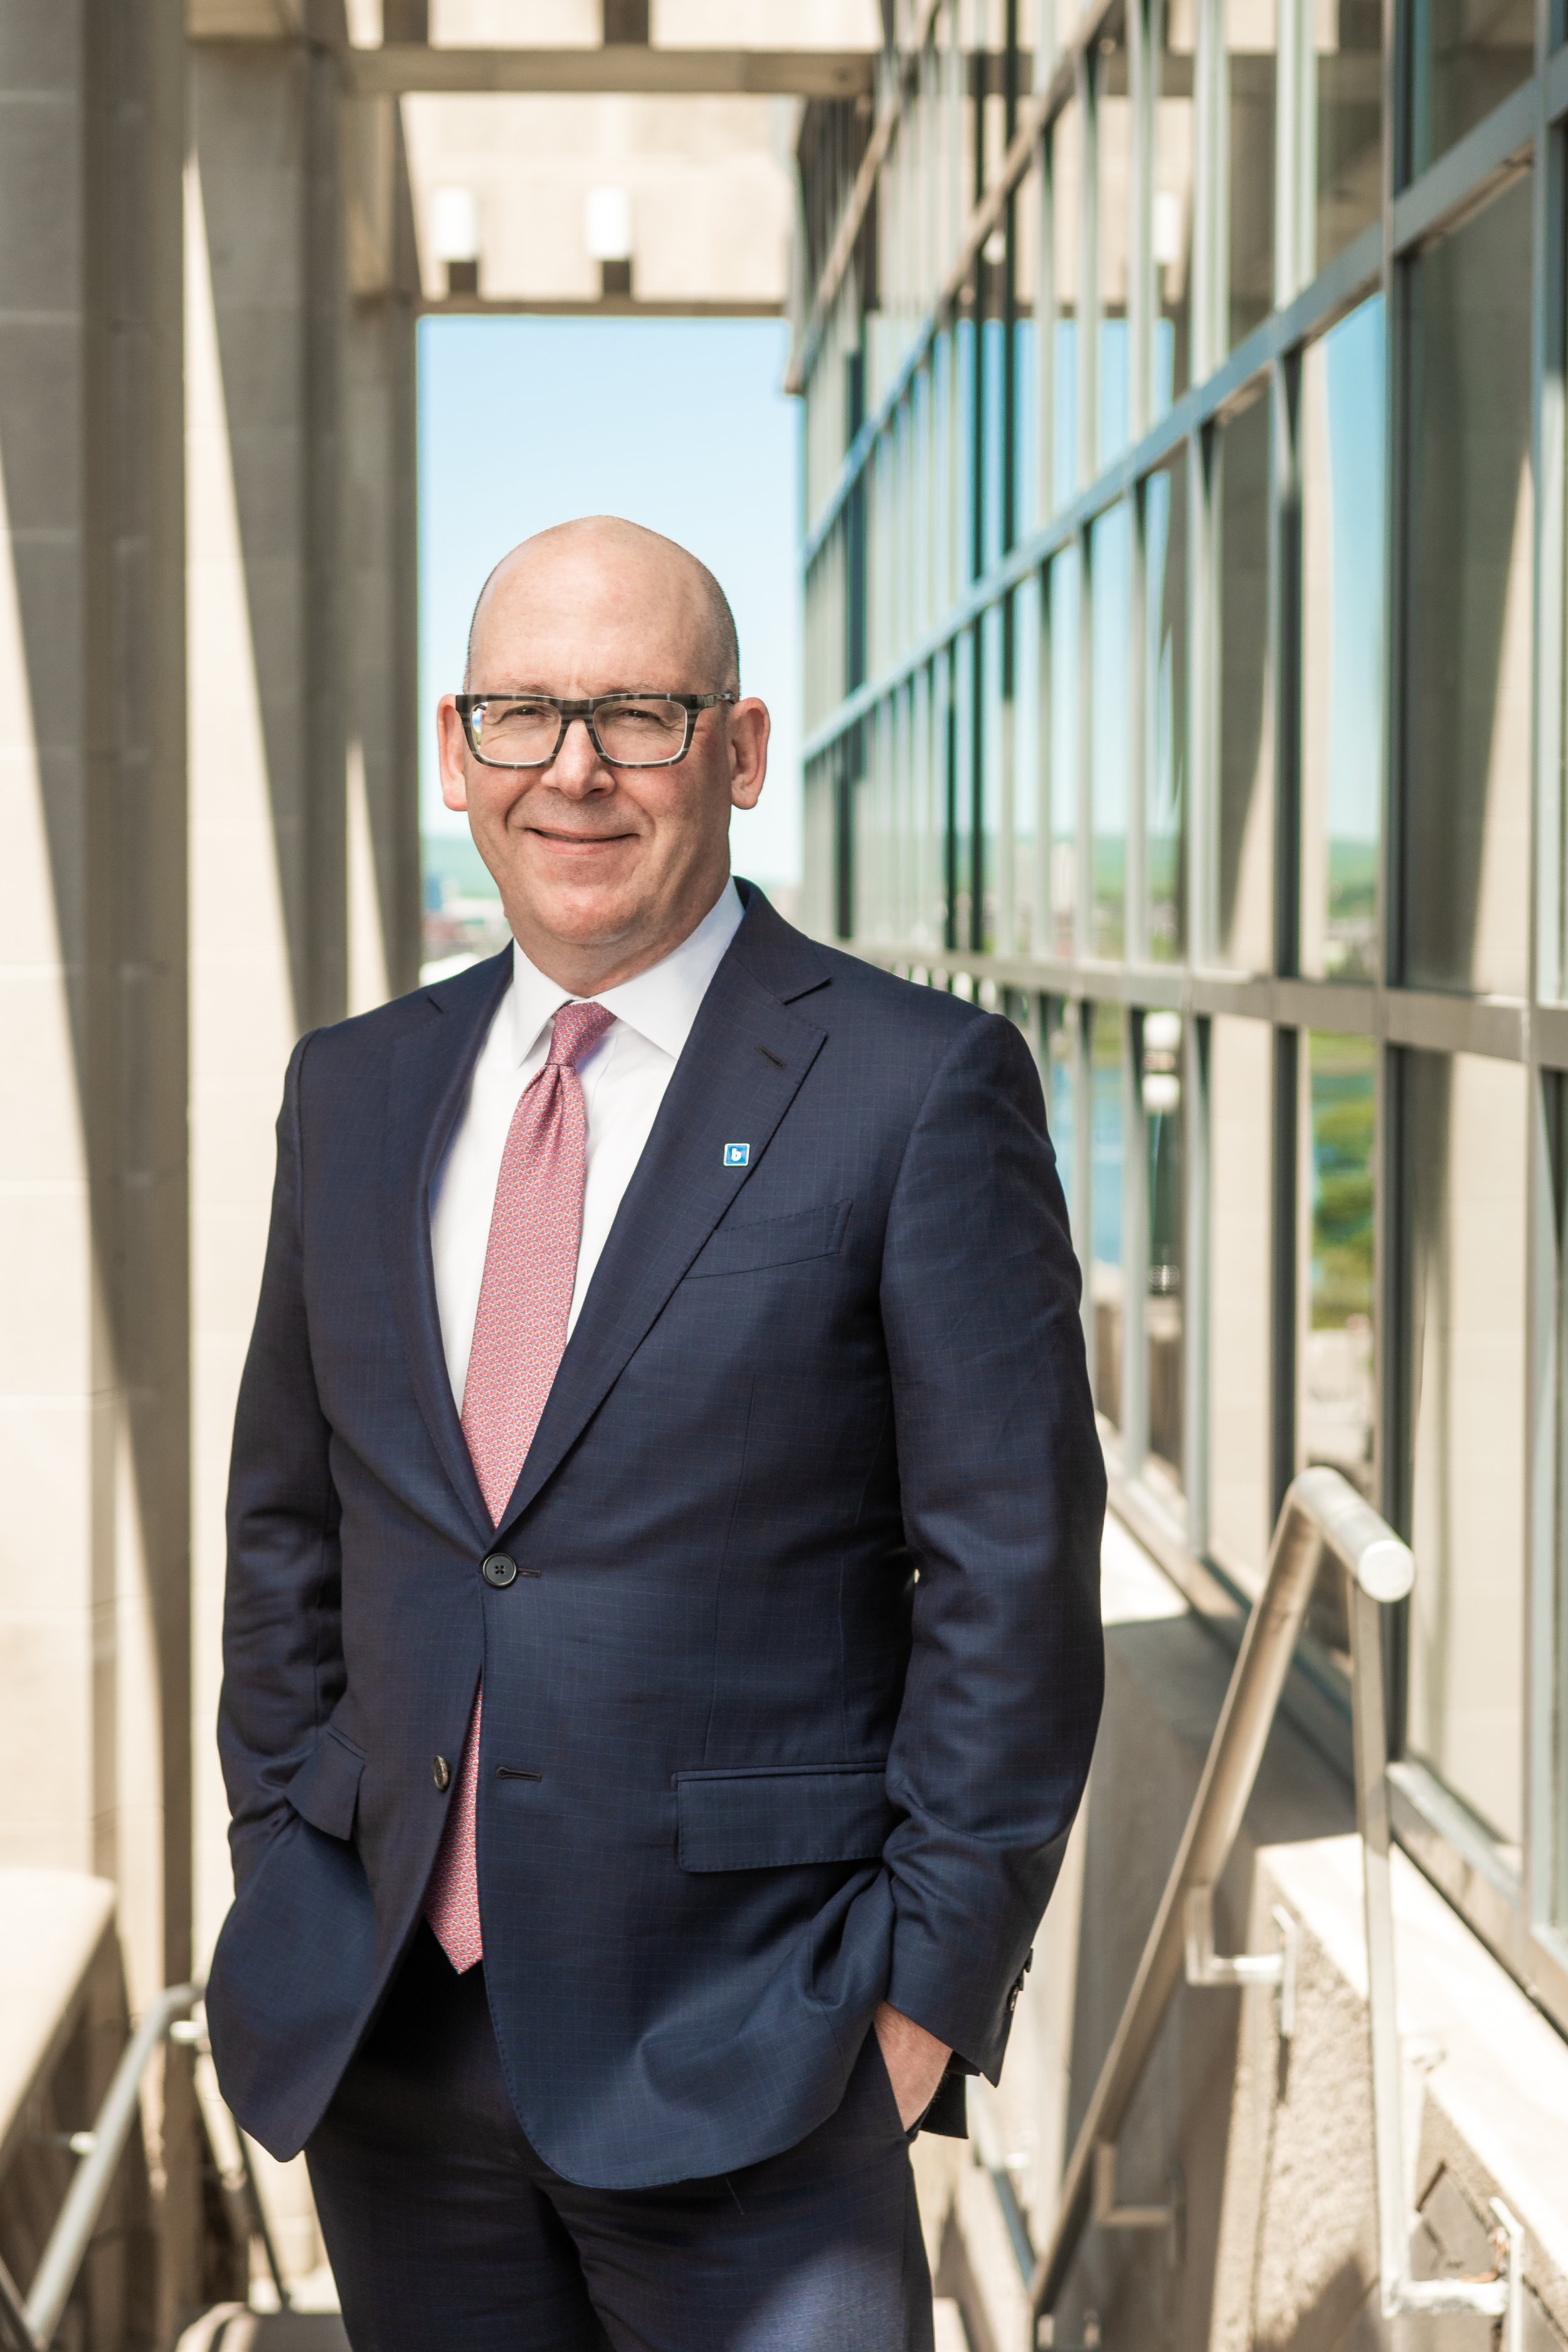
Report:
1077,997,1097,1377
1128,480,1150,960
1125,1007,1152,1472
1185,1011,1212,1549
1076,525,1094,958
1273,355,1303,980
1189,426,1219,966
1525,42,1562,1928
1079,52,1099,490
1272,1024,1301,1520
1037,130,1054,530
1129,0,1155,440
1274,0,1315,305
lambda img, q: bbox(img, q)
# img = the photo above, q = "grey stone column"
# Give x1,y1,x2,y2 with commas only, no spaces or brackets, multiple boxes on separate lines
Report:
0,0,199,2334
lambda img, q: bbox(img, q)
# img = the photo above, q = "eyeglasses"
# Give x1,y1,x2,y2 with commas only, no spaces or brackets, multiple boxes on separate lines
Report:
455,691,736,770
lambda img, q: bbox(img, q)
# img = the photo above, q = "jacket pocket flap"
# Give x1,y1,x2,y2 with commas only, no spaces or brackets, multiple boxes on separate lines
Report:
286,1729,365,1841
675,1762,895,1872
686,1199,852,1281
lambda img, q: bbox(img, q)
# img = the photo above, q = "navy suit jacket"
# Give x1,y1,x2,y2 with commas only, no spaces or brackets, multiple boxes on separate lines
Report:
206,882,1105,2188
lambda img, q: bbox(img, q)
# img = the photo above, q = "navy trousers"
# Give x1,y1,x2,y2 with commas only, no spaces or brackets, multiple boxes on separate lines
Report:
305,1927,936,2352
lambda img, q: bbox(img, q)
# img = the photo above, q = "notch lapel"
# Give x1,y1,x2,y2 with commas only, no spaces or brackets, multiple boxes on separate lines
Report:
384,950,514,1547
492,909,831,1539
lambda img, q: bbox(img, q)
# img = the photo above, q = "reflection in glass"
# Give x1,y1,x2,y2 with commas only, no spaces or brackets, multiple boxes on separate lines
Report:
1147,460,1187,961
1409,0,1533,177
1208,1016,1274,1589
1301,298,1384,981
1154,0,1197,412
1301,1034,1375,1498
1098,21,1132,466
1091,1002,1126,1428
1313,0,1382,268
1144,1011,1184,1487
1226,0,1277,349
1052,103,1083,506
1219,390,1274,970
1091,504,1131,957
1046,999,1079,1234
1404,1050,1527,1863
1405,177,1532,998
1048,546,1081,956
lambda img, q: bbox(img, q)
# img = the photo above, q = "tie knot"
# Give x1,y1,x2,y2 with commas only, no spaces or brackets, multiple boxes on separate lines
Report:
548,1000,615,1071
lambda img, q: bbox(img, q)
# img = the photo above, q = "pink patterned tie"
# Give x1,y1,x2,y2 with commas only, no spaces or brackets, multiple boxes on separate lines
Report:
424,998,615,1971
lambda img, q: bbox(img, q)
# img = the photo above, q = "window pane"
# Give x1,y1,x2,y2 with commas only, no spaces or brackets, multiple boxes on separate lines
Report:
1404,177,1532,998
979,601,1004,951
1013,574,1041,954
1048,544,1081,956
1098,18,1133,466
1052,103,1083,506
1226,0,1277,350
1209,1015,1275,1590
1091,502,1132,957
1314,0,1382,269
1408,0,1533,179
1404,1050,1527,1862
1218,389,1274,970
1046,998,1079,1235
1301,1033,1375,1496
1301,297,1384,982
1091,1002,1126,1429
1144,1010,1185,1489
1147,458,1188,962
1154,0,1197,414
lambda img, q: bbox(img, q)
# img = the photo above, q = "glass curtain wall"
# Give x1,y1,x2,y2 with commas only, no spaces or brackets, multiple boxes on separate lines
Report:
795,0,1568,2033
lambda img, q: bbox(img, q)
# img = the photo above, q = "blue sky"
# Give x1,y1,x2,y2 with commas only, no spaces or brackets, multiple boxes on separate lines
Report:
418,315,803,889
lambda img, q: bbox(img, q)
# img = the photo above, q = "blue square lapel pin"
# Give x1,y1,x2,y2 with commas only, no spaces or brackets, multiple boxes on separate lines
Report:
723,1143,751,1168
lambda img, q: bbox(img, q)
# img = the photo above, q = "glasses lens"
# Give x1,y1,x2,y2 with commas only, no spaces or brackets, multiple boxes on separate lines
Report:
594,697,689,765
471,699,561,765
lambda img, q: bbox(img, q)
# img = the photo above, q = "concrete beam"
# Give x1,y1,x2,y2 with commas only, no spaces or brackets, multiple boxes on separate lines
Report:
421,294,783,318
342,45,876,99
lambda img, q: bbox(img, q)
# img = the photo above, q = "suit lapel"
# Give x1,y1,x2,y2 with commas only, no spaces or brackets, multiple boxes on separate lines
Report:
493,896,831,1539
384,950,514,1547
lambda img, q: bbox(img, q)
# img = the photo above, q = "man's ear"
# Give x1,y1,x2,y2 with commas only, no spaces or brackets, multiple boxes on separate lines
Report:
437,696,470,812
728,699,769,812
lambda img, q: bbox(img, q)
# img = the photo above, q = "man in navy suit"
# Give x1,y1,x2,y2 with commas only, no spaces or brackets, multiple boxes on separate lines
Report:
208,517,1104,2351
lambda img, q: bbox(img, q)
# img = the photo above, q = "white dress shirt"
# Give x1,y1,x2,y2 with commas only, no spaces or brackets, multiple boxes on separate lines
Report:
430,880,745,1413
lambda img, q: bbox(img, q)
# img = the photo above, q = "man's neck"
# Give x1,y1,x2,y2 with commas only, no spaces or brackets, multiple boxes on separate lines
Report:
506,876,736,999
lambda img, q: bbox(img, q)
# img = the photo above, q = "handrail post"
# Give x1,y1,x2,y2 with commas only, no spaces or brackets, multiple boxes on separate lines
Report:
1350,1583,1512,2328
1026,1468,1522,2338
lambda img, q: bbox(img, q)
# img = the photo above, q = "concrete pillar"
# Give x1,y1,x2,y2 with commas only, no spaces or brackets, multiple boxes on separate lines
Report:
0,0,200,2332
187,16,419,2282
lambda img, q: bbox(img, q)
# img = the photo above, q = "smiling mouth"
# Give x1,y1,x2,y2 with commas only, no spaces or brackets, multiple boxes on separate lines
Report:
527,825,636,847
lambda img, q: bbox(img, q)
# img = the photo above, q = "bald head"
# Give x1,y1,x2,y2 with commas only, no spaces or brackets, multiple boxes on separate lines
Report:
465,516,739,696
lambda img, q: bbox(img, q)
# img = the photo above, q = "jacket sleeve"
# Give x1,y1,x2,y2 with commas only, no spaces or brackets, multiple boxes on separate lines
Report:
879,1009,1105,2079
217,1031,345,1892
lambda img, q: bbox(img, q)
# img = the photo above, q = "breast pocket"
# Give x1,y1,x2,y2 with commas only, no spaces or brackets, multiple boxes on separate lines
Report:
684,1199,853,1281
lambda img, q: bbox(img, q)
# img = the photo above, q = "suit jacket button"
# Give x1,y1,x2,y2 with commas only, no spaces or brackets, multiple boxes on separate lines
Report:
432,1755,450,1791
481,1553,519,1588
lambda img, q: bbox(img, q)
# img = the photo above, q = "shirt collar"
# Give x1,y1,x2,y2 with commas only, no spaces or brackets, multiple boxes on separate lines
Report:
505,879,746,1068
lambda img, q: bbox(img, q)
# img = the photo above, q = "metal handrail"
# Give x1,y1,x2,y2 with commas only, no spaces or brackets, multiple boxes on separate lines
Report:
0,1984,287,2352
1028,1466,1520,2343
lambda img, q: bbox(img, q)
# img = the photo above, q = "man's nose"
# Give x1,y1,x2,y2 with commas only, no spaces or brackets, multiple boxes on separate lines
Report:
548,713,611,792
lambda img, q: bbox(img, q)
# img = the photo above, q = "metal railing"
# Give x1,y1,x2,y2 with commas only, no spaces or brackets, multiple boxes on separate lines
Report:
1020,1466,1522,2345
0,1986,287,2352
